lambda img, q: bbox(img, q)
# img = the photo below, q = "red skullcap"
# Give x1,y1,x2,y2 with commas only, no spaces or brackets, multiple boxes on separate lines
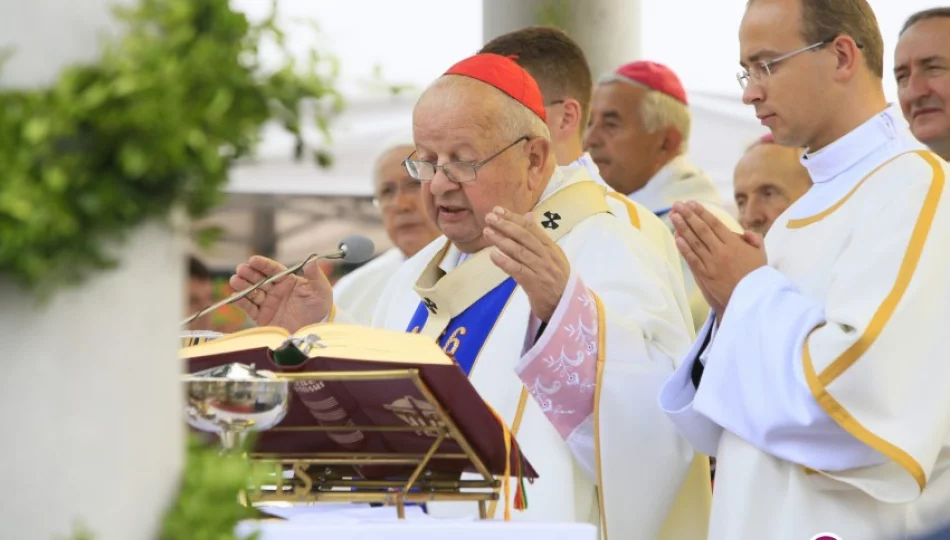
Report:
613,61,688,105
444,53,547,121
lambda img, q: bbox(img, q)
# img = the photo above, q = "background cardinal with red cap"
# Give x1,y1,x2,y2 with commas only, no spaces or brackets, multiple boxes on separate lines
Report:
585,59,743,331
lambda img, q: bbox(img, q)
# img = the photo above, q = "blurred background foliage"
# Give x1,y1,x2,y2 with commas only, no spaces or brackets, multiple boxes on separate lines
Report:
0,0,342,296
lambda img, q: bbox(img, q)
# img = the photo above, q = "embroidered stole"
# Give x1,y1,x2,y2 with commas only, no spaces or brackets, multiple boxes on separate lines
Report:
406,180,610,376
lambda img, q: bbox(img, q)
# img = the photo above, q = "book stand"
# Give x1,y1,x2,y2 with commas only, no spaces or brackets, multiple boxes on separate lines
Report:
247,368,502,519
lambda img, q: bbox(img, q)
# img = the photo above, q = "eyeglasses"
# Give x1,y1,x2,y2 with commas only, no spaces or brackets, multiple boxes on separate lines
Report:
403,135,530,184
373,180,421,208
736,36,864,89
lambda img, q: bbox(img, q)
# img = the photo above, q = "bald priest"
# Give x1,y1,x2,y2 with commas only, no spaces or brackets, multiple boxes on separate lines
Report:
230,53,711,540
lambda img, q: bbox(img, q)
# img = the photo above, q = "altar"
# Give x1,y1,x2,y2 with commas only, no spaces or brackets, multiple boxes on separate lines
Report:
237,505,598,540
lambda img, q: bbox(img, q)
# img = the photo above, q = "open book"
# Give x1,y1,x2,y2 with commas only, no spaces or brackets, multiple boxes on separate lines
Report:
183,323,536,480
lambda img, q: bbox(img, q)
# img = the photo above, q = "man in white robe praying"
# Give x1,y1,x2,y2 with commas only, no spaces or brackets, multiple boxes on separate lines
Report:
230,53,708,539
659,0,950,539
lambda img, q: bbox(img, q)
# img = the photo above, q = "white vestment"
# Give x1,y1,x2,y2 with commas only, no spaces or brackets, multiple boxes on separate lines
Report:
568,154,687,293
337,166,710,539
333,248,406,326
629,155,742,331
660,106,950,539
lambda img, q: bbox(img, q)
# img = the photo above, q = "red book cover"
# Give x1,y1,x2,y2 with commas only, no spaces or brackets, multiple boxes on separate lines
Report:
186,344,537,481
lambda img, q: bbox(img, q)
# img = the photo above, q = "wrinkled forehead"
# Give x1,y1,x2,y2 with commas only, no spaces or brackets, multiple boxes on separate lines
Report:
412,77,506,151
591,81,646,113
896,18,950,64
736,143,803,182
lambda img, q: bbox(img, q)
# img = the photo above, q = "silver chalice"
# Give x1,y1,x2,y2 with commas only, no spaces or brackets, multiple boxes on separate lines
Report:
183,363,289,451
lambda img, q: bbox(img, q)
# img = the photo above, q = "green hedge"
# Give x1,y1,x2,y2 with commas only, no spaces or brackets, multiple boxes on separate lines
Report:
0,0,341,296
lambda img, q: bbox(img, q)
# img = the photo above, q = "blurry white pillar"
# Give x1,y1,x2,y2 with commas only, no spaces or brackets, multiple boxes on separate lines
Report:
482,0,641,80
0,2,185,540
0,0,131,89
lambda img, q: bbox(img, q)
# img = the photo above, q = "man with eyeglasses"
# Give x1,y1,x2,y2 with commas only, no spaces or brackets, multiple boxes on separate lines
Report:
332,135,441,325
585,61,742,332
231,52,702,539
659,0,950,539
896,8,950,161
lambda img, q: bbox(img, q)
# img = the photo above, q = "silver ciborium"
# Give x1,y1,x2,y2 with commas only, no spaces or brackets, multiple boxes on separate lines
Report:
183,363,289,451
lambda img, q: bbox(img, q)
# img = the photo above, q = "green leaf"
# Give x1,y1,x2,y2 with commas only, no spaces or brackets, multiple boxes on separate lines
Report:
314,148,333,168
80,83,111,109
43,167,69,193
0,195,32,221
59,520,95,540
23,117,50,143
119,145,149,177
206,89,235,121
194,225,224,248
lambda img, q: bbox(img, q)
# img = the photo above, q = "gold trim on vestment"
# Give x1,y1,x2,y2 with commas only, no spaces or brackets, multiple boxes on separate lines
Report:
592,292,608,540
786,151,920,228
606,191,641,230
801,150,944,491
816,151,944,385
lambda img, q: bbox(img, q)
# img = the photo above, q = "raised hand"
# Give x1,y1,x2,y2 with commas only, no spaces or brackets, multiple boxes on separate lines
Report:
229,256,333,333
484,206,571,322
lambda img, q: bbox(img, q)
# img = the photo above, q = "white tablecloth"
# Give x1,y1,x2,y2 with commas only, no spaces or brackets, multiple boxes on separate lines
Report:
236,504,597,540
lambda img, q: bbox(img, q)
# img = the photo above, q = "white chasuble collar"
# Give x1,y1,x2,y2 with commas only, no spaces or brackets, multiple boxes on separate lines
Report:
411,168,609,339
801,105,902,185
627,155,720,216
568,153,611,190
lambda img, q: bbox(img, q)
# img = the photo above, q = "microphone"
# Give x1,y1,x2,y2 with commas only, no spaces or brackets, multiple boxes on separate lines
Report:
180,235,375,328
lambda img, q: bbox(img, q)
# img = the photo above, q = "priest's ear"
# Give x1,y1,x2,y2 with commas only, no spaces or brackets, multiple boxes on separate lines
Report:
830,35,863,82
657,126,684,162
553,98,584,140
524,135,552,168
524,135,553,186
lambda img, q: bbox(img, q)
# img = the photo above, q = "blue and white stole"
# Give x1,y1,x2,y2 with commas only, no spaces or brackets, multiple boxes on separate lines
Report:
405,169,612,377
407,272,517,375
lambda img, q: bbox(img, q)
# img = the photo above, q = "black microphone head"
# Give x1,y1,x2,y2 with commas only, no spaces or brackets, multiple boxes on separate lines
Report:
339,235,375,264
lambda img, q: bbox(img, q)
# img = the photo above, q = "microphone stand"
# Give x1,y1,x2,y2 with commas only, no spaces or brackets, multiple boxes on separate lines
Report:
180,250,340,328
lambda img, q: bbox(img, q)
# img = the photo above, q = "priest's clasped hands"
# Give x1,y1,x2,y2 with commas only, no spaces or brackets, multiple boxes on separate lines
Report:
670,201,767,318
484,206,570,324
